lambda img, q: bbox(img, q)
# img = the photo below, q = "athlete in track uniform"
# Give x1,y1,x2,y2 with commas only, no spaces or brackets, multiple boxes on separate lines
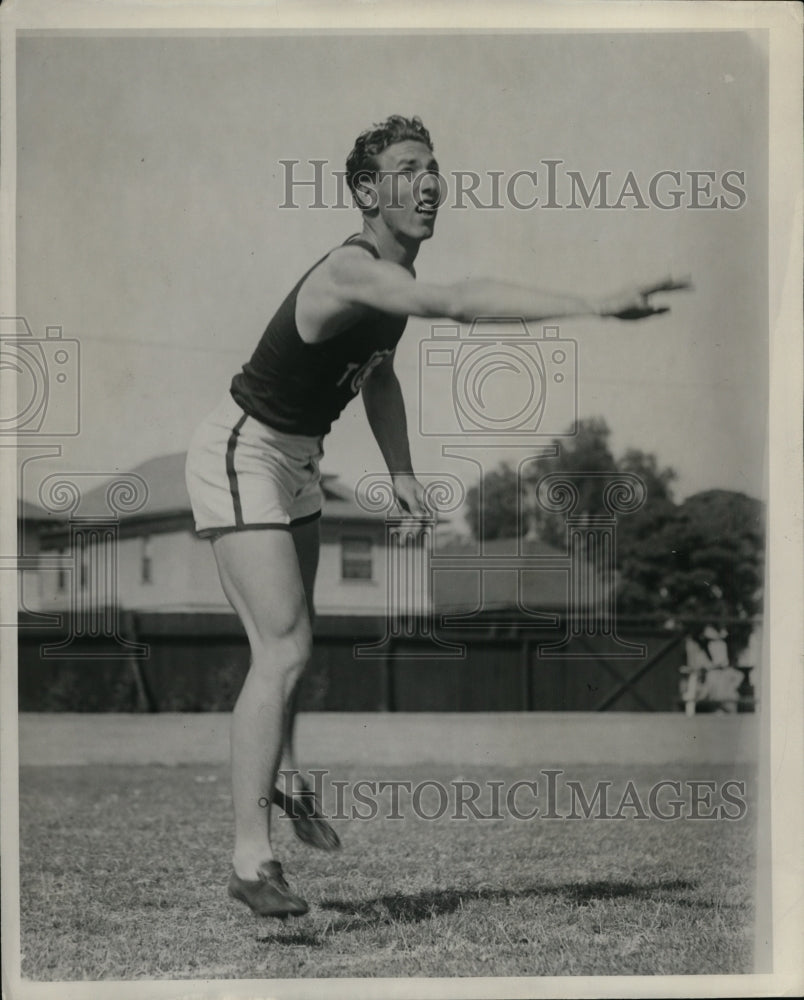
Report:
186,115,688,919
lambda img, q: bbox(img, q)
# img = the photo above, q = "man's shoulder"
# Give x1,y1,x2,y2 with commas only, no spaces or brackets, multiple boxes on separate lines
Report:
329,241,378,262
319,242,383,283
339,235,380,258
297,242,370,289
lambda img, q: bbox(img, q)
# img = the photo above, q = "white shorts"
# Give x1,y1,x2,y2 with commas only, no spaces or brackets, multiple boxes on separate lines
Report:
185,394,324,539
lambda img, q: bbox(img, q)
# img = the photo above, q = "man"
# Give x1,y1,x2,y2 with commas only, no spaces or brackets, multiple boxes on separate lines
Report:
185,114,687,919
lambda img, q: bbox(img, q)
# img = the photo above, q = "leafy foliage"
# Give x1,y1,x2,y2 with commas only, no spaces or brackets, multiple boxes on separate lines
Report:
464,418,764,658
652,490,764,661
463,462,522,543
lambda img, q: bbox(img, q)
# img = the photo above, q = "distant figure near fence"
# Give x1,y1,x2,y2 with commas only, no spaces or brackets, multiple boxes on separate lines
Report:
680,628,757,715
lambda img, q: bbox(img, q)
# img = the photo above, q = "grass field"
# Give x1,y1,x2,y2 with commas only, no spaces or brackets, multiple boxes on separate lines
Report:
18,759,756,981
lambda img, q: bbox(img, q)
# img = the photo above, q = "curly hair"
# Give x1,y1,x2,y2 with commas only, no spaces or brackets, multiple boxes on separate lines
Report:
345,115,434,202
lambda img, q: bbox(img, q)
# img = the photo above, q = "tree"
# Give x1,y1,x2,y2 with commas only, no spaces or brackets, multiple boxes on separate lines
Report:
463,462,521,542
615,447,678,614
617,489,764,660
464,417,674,548
660,490,764,661
464,419,764,660
526,417,621,549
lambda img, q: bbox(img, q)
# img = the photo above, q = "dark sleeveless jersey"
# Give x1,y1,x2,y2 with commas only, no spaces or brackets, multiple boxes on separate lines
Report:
230,235,408,437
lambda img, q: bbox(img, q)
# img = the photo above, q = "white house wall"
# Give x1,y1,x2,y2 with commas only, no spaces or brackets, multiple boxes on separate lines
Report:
29,526,430,617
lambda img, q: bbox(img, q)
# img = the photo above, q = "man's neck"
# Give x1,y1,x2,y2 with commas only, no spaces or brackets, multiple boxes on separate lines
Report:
361,219,419,269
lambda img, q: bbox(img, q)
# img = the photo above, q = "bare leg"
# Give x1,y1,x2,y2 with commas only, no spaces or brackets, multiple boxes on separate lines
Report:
278,518,320,792
212,529,311,879
272,518,340,851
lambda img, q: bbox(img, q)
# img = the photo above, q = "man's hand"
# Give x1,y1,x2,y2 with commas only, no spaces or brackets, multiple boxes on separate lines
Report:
597,276,692,321
391,473,432,520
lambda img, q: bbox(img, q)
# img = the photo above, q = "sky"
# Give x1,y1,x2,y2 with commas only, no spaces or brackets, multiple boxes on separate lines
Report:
14,30,768,517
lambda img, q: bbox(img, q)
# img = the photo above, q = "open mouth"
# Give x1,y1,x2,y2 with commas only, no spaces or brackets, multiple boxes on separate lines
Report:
416,204,438,216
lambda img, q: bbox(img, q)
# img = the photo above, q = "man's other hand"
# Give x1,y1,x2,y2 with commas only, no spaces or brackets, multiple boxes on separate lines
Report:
391,473,432,520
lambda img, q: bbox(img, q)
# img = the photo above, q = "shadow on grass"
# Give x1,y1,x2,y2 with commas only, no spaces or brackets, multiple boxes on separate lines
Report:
317,878,704,931
255,925,325,947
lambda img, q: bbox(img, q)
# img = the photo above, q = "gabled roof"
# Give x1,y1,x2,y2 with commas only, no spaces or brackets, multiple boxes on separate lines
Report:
431,533,610,611
29,451,383,524
17,454,609,612
434,533,563,557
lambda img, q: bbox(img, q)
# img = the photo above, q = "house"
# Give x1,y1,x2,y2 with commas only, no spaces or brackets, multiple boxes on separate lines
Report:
18,456,692,714
431,533,577,621
16,499,67,622
18,451,621,625
23,452,431,618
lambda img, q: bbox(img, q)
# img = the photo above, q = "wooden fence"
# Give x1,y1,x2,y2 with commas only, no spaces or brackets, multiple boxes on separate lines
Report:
16,610,695,713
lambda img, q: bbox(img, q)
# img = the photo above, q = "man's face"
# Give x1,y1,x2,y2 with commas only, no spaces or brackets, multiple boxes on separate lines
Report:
366,140,442,241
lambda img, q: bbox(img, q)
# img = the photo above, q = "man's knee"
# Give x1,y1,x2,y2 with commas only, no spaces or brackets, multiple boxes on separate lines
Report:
250,615,312,682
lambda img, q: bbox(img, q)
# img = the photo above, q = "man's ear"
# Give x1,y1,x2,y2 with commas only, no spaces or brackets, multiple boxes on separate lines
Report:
353,169,379,213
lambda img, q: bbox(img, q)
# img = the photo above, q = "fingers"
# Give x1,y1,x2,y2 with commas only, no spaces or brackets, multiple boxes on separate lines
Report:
395,497,424,517
405,499,433,520
639,275,693,296
394,501,432,543
604,275,691,321
394,489,433,521
610,304,671,321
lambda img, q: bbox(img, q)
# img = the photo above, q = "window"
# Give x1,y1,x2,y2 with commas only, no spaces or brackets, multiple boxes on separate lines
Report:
141,536,153,585
341,536,373,581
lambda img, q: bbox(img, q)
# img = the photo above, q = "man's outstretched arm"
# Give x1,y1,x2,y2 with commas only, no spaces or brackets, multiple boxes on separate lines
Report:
326,248,691,324
361,351,428,518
